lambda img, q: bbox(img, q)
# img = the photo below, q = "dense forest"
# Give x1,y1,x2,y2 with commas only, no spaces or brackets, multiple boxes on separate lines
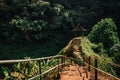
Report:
0,0,120,79
0,0,120,63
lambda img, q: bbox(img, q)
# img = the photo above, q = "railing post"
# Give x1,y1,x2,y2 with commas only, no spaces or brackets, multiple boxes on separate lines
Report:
64,56,66,67
83,77,84,80
95,57,98,80
58,58,60,73
56,57,60,79
82,56,85,66
71,58,72,65
85,71,88,79
62,56,65,68
38,60,42,80
46,59,49,80
88,56,91,71
25,62,29,79
61,57,64,68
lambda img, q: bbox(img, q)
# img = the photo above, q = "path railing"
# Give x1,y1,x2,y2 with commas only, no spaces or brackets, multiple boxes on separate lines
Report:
82,55,120,80
0,55,120,80
28,56,75,80
0,55,74,80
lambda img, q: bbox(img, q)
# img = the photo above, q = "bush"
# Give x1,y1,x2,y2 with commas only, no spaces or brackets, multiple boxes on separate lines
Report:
88,18,119,50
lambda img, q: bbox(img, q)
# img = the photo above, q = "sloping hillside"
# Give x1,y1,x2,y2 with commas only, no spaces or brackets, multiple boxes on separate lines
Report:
58,37,99,57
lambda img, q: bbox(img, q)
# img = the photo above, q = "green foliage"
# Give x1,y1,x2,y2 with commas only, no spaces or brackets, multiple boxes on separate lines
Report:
10,17,48,40
79,37,117,76
110,43,120,77
88,18,119,49
0,0,120,78
0,0,74,42
0,1,120,78
98,54,117,76
81,37,98,56
110,43,120,63
87,18,120,76
93,43,107,55
62,36,116,76
0,0,75,59
1,67,14,80
13,60,38,79
0,57,64,79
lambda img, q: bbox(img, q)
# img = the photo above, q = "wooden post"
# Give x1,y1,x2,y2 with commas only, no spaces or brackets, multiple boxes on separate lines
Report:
95,57,98,80
71,58,72,65
64,57,65,67
25,62,29,79
88,56,91,71
57,58,60,73
56,58,60,79
46,59,49,80
82,56,85,66
38,60,42,80
62,57,64,68
83,77,84,80
85,71,88,79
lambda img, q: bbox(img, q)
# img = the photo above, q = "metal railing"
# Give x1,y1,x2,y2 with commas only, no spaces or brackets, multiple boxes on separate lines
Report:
0,55,120,80
0,55,74,80
83,55,120,80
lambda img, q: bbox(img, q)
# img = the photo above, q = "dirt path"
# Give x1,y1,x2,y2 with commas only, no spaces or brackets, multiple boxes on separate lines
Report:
59,65,112,80
60,65,89,80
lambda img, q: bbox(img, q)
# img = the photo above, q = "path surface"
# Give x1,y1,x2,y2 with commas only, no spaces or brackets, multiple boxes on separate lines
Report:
60,65,89,80
59,65,112,80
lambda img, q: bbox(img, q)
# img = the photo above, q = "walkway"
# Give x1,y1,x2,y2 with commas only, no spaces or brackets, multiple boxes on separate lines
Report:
60,65,111,80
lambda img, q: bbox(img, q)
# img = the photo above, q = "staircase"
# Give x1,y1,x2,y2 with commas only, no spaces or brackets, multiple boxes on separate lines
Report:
0,55,120,80
60,65,111,80
60,65,89,80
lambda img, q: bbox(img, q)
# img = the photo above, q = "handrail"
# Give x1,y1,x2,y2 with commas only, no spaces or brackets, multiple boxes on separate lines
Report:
84,62,120,80
28,56,73,80
0,55,64,64
1,55,119,68
28,63,68,80
96,57,120,68
83,55,120,68
0,55,67,80
0,55,120,80
83,55,120,80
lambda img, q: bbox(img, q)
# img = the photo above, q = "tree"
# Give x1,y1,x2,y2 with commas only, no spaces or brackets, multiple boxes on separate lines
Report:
88,18,119,50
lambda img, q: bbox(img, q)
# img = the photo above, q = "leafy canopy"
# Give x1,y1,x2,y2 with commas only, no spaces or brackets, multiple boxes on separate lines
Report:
88,18,119,49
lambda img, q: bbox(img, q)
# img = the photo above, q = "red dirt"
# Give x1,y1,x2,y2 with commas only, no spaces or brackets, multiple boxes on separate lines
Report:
59,65,113,80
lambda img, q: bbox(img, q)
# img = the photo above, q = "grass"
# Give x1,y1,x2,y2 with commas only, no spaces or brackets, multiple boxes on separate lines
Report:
81,37,99,56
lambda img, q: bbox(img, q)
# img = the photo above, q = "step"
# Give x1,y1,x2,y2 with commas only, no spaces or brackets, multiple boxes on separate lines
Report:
60,71,70,75
68,76,83,80
60,75,69,80
69,71,80,76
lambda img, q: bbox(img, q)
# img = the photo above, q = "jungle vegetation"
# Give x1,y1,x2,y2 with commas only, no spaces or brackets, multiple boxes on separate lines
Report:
0,0,120,66
0,0,120,79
